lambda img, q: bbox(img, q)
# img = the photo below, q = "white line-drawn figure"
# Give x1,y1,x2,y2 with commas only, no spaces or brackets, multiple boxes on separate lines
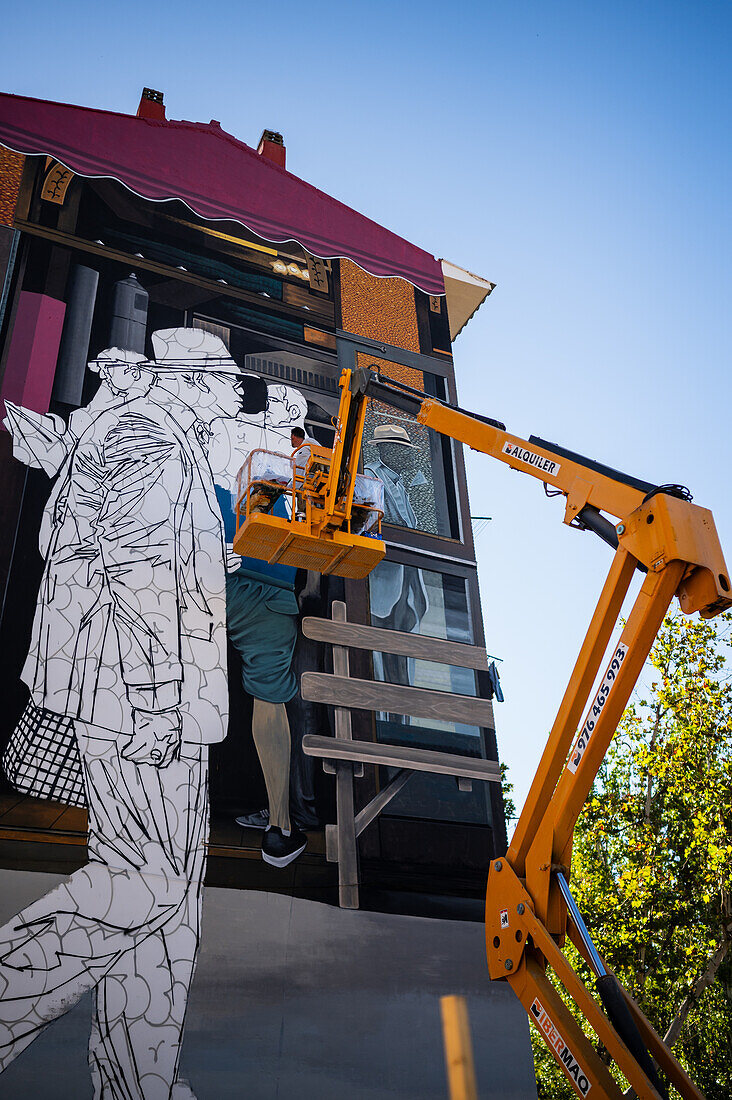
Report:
0,328,255,1099
217,376,307,459
205,384,307,474
3,347,151,476
263,382,308,445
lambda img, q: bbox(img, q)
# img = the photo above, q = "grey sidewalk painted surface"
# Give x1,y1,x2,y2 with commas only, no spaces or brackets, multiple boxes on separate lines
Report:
0,869,537,1099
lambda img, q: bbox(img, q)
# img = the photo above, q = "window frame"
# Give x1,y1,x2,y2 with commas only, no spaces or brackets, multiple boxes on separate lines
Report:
336,330,475,556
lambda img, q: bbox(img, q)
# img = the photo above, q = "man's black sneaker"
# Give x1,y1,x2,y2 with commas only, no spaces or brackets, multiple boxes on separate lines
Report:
261,826,307,868
235,809,269,830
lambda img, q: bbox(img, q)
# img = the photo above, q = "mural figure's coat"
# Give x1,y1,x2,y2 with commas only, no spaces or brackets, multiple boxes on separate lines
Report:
0,329,244,1099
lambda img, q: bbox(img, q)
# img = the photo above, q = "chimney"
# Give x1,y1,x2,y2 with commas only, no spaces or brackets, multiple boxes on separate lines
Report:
257,129,286,170
137,88,166,121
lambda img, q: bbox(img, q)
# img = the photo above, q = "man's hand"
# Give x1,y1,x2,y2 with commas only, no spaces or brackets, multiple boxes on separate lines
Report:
297,569,322,614
121,708,182,767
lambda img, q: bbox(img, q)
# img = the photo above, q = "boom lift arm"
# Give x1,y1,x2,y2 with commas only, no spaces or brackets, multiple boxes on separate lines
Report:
235,365,730,1098
363,368,730,1099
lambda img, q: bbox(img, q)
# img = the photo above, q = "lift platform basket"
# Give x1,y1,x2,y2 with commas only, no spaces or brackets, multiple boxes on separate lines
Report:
232,448,386,579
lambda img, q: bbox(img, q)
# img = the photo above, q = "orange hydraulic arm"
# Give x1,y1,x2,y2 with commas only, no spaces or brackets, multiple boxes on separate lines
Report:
234,361,728,1094
359,368,730,1099
415,396,729,619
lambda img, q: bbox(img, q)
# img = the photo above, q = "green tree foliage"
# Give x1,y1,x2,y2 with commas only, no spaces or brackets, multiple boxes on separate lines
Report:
531,612,732,1098
500,761,516,825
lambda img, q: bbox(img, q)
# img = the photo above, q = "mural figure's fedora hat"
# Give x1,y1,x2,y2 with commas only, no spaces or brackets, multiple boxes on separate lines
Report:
89,348,148,373
148,328,245,375
367,423,419,448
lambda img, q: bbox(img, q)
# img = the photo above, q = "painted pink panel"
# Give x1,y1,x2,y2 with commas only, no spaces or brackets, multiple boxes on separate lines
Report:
1,291,66,419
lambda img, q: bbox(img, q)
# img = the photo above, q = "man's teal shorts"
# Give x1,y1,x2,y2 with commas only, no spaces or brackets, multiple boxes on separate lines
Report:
225,571,299,704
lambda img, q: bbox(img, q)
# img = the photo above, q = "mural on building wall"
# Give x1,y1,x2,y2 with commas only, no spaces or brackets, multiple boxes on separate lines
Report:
0,326,320,1095
0,107,510,1094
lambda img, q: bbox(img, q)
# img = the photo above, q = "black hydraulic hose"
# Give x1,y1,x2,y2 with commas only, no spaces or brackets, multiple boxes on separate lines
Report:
595,974,669,1100
360,369,507,429
335,391,363,498
529,435,657,496
576,505,648,572
576,505,619,550
359,372,425,416
556,874,668,1099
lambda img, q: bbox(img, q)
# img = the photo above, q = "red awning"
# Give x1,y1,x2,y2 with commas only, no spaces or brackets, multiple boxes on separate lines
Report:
0,92,445,295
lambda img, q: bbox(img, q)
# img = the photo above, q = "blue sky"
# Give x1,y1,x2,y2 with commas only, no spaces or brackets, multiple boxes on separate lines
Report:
3,1,731,817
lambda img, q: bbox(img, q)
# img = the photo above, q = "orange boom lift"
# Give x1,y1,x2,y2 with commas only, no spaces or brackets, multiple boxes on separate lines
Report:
235,366,730,1099
233,367,386,579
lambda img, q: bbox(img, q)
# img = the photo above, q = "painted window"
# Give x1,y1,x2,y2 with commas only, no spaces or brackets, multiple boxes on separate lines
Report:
361,364,458,539
368,564,491,825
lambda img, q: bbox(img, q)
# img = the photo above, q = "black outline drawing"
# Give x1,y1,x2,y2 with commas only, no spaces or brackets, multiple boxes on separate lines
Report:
0,328,252,1099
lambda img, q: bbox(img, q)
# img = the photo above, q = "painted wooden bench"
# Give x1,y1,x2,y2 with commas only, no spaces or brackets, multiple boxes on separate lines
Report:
301,601,501,908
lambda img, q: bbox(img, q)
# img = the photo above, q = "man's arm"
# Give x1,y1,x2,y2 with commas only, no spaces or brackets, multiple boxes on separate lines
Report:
95,411,190,762
3,401,72,475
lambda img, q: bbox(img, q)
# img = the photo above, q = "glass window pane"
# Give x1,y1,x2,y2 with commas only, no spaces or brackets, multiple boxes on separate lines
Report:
360,357,457,538
368,563,491,824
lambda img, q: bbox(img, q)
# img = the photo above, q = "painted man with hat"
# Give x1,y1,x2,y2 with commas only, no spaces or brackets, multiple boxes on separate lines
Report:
364,422,422,528
0,328,262,1098
364,423,429,711
2,346,153,477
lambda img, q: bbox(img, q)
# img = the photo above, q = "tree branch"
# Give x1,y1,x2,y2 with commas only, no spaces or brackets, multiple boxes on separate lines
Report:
663,922,732,1048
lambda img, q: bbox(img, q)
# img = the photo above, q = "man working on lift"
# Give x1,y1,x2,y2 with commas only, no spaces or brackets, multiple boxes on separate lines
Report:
290,424,318,472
